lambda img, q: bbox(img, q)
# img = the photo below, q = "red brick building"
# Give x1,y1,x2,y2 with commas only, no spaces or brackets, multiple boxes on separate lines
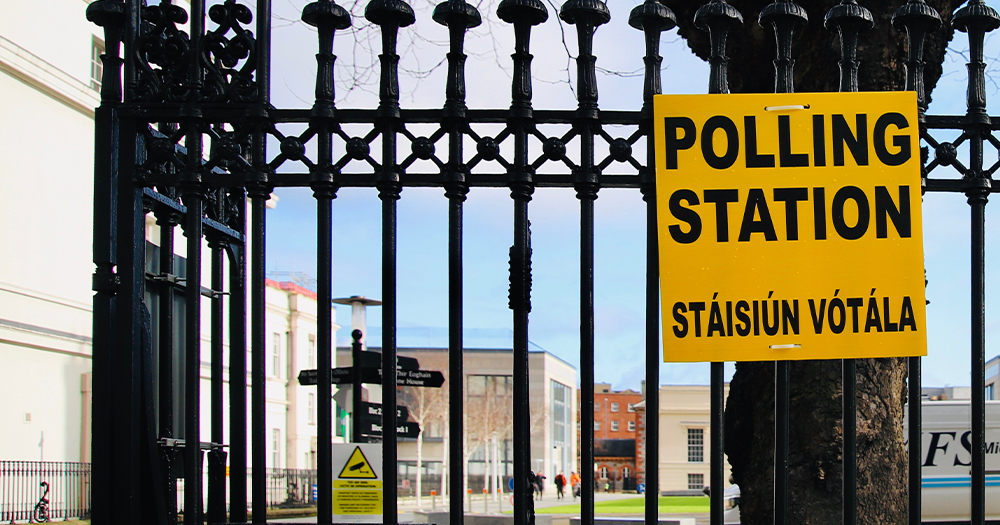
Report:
578,383,645,491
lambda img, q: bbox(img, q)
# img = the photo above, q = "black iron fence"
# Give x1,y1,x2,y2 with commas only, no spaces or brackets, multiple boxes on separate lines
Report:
84,0,999,524
177,468,319,515
0,461,91,522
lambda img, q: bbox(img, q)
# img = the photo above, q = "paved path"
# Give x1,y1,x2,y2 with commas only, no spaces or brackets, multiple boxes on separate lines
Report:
274,491,709,524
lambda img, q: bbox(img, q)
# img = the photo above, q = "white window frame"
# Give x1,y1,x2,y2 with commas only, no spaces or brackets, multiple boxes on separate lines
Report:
610,402,619,412
272,332,281,377
91,38,105,91
688,428,705,463
687,473,704,490
308,393,316,425
272,428,281,468
611,420,619,432
628,420,636,432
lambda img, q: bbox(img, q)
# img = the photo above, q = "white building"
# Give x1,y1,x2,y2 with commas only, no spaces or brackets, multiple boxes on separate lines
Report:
0,0,335,470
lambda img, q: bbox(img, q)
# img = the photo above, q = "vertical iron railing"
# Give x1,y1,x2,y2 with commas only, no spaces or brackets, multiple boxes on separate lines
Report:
693,3,740,525
825,3,873,523
85,0,1000,524
893,3,940,523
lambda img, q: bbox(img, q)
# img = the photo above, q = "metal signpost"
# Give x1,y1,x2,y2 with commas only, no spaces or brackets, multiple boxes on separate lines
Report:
298,351,442,441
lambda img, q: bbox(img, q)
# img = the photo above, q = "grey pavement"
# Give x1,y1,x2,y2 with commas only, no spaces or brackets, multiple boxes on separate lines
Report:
273,491,709,524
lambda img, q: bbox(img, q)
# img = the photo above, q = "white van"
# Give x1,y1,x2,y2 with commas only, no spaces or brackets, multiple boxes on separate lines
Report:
724,400,999,523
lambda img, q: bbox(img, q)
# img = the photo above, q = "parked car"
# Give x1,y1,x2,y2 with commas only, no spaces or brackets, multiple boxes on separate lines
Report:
724,400,999,523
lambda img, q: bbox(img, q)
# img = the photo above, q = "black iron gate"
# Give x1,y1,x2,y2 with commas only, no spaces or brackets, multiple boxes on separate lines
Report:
86,0,998,524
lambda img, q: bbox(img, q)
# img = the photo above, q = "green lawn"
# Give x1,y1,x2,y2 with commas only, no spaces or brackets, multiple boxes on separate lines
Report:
534,496,709,514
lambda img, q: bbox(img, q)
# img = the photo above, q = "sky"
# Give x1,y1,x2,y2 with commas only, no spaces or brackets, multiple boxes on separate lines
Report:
261,0,1000,390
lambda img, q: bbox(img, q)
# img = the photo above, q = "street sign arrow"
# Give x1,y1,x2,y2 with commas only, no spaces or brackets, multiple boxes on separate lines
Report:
397,369,445,388
361,421,421,439
360,401,409,422
297,367,352,386
298,367,444,387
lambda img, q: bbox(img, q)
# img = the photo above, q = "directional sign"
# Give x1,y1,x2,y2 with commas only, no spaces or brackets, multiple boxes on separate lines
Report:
299,367,444,388
361,420,421,439
396,369,445,388
360,401,409,422
654,92,927,362
297,368,352,386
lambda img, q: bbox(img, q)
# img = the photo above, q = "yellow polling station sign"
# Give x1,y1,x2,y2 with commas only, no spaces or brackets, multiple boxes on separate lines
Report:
653,92,927,362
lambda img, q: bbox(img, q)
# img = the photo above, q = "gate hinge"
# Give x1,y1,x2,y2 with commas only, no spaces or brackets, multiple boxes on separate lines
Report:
92,273,120,293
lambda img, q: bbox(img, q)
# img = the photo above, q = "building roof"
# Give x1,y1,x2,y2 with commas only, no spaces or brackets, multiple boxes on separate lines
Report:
594,439,635,458
265,278,318,300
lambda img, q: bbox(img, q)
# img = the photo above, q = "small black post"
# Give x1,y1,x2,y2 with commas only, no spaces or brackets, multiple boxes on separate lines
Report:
352,330,365,443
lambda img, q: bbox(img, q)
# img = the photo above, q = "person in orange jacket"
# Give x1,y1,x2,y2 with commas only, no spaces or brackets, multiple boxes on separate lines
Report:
569,471,582,501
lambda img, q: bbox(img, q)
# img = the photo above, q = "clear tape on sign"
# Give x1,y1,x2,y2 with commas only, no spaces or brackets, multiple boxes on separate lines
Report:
764,104,810,111
769,344,802,350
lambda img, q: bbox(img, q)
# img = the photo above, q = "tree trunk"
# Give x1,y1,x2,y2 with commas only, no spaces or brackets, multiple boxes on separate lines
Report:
442,425,448,500
657,1,958,522
416,431,424,507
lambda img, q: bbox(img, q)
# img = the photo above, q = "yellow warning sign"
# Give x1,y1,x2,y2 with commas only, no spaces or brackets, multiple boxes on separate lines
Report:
338,446,377,479
333,489,382,515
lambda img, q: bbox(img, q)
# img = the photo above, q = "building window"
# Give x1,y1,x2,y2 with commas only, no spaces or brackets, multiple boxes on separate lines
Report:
272,428,281,468
308,393,316,425
627,403,636,412
628,421,636,432
987,384,995,401
622,466,631,479
552,381,572,466
688,428,704,463
308,334,316,368
599,466,608,479
611,420,619,432
611,402,619,412
594,402,601,412
272,332,281,377
594,421,600,431
687,473,704,490
91,38,105,91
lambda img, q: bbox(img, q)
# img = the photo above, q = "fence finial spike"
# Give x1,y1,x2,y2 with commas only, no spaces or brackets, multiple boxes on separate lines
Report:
695,0,743,95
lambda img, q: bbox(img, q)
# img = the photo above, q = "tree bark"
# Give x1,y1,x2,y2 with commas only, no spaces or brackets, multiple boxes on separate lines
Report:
657,1,959,523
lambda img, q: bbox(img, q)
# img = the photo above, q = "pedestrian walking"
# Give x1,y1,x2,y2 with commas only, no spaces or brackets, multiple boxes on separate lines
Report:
554,472,566,499
570,471,581,501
